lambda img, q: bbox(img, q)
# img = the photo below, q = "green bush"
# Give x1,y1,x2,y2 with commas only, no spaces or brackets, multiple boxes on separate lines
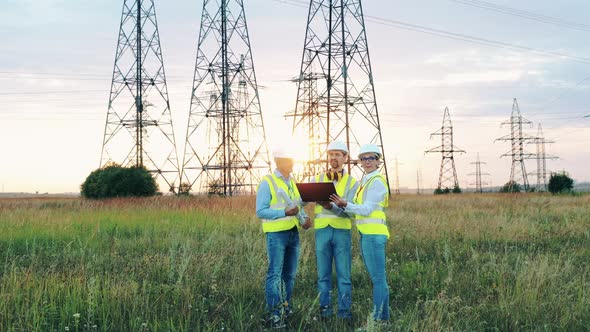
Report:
500,181,521,193
177,182,192,196
548,171,574,194
81,164,158,198
434,187,451,195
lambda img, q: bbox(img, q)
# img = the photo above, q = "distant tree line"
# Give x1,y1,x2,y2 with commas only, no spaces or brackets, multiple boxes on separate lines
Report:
80,165,575,198
434,185,461,195
498,171,574,194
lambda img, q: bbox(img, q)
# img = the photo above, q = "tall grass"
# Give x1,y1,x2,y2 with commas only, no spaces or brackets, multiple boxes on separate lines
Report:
0,193,589,331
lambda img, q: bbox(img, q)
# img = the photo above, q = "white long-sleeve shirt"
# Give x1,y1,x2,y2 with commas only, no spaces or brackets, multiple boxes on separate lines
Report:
344,169,387,217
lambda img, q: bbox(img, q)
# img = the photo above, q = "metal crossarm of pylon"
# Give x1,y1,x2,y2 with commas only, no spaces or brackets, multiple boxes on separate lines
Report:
286,0,390,188
180,0,271,196
525,123,558,191
495,98,535,192
101,0,180,194
425,107,465,190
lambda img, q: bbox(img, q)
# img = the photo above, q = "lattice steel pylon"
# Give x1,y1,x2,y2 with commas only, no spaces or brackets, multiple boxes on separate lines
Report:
425,107,465,190
495,98,535,192
416,168,423,195
287,70,326,180
469,153,489,193
285,0,390,186
180,0,271,196
527,124,557,191
394,156,401,194
101,0,180,194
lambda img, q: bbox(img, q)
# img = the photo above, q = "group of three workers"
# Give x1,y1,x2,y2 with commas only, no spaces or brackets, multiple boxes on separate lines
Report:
256,141,390,329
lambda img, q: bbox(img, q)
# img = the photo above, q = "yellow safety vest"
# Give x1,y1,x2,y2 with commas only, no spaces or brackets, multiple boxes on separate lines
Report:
314,173,357,230
259,174,301,233
354,174,390,238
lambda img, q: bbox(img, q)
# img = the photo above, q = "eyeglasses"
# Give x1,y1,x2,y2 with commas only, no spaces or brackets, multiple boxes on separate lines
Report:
360,156,378,162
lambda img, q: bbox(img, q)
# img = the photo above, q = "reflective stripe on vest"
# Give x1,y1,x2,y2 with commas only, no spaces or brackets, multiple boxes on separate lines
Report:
260,174,300,233
355,218,386,225
354,174,390,238
314,172,356,230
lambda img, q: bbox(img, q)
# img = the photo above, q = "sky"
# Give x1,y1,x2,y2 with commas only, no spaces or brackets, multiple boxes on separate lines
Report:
1,0,589,193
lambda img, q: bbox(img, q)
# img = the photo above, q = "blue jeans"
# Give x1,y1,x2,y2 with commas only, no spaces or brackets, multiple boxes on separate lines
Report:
265,227,300,317
360,233,389,321
315,226,352,318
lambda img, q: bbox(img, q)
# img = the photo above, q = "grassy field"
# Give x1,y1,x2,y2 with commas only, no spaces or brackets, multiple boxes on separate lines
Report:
0,193,589,331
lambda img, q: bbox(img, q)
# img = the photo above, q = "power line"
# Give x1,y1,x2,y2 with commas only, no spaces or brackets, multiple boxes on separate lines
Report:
0,87,193,97
0,97,105,103
272,0,590,65
525,74,590,116
0,71,109,77
451,0,590,33
0,90,105,95
364,15,590,65
380,110,588,117
0,71,192,79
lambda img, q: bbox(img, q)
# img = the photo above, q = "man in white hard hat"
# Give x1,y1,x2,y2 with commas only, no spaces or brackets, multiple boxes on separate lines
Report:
311,141,359,320
256,147,312,329
330,143,390,322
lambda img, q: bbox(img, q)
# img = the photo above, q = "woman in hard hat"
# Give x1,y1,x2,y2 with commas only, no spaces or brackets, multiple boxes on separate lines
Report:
330,143,390,322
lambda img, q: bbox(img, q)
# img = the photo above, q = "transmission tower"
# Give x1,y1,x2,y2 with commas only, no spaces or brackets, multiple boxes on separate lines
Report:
468,153,490,193
287,70,326,180
180,0,271,196
495,98,535,192
527,124,557,191
425,107,465,190
286,0,390,186
416,168,423,195
100,0,180,194
394,156,401,194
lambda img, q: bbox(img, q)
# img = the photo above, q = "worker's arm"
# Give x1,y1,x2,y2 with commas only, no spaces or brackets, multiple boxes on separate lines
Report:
343,180,386,216
329,180,359,218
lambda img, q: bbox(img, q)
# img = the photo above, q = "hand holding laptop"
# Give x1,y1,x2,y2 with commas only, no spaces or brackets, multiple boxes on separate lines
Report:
330,194,347,208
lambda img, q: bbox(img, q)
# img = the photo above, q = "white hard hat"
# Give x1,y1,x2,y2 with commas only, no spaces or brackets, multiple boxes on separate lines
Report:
327,141,348,154
358,144,382,159
272,147,295,159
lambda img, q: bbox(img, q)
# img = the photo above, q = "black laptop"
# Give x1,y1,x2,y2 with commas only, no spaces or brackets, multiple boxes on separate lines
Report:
295,182,337,202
